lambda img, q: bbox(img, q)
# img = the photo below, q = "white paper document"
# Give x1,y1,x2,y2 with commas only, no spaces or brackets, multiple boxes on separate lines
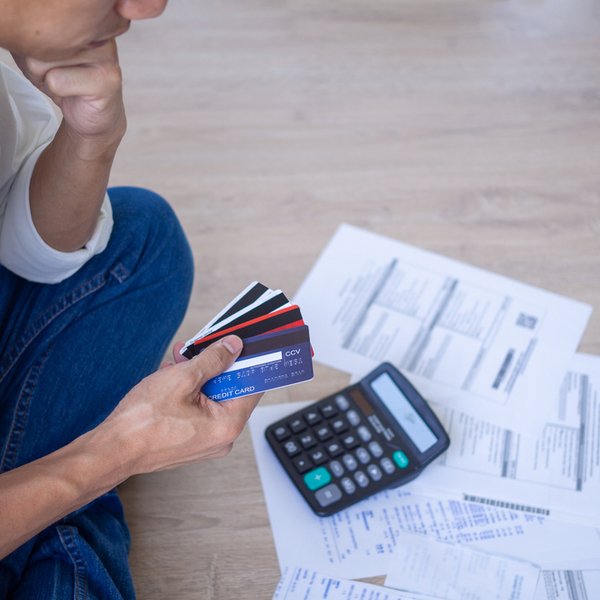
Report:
294,224,591,436
249,404,600,580
410,353,600,527
534,570,600,600
384,535,540,600
272,567,436,600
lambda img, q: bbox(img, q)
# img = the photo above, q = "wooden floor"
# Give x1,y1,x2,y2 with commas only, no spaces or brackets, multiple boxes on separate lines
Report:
13,0,600,597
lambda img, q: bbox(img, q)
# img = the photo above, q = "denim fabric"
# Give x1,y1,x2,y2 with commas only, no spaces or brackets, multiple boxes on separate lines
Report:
0,187,194,599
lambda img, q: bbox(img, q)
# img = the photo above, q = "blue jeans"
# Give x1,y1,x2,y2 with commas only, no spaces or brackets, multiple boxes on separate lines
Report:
0,187,194,599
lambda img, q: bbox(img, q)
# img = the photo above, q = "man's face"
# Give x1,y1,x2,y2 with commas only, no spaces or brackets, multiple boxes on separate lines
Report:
0,0,167,61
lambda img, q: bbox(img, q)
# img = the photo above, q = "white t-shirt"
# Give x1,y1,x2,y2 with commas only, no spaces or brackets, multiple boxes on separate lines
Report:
0,62,113,284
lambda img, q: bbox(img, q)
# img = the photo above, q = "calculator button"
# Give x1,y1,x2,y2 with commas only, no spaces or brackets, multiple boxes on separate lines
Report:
380,457,396,475
342,454,358,471
310,448,328,466
304,467,331,491
357,426,372,442
340,477,356,495
325,441,344,458
335,395,350,411
273,426,290,441
315,484,342,507
330,460,344,477
331,418,348,435
288,418,307,434
320,403,338,419
346,410,360,426
299,433,317,450
354,471,369,488
367,464,382,481
304,410,322,426
356,448,370,465
368,441,384,458
299,433,318,449
342,434,360,450
293,455,312,474
315,426,333,442
283,440,301,457
393,451,410,469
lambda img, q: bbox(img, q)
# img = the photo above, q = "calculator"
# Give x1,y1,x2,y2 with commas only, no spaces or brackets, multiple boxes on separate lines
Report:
265,363,450,517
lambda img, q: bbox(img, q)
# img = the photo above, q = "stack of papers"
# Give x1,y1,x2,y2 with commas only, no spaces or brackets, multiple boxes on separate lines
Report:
247,224,600,600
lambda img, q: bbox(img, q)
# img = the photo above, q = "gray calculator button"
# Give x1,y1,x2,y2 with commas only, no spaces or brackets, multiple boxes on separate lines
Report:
330,460,344,477
380,457,396,475
367,464,382,481
347,410,360,427
354,471,369,488
315,484,343,507
342,454,358,471
335,395,350,411
340,477,356,494
368,441,384,458
356,447,370,465
357,426,372,442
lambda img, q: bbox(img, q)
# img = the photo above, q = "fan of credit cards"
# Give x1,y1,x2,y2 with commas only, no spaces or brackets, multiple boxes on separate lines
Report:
181,282,314,401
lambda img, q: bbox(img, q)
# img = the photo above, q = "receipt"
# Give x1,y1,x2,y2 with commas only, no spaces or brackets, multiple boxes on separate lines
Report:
273,567,437,600
385,535,540,600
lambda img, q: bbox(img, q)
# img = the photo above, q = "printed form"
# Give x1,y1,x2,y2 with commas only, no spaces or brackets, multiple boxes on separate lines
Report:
294,224,591,436
249,404,600,581
272,567,436,600
273,548,540,600
384,534,540,600
410,353,600,527
534,570,600,600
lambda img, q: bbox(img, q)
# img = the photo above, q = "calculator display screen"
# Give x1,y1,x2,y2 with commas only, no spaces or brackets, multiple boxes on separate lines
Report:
370,372,438,453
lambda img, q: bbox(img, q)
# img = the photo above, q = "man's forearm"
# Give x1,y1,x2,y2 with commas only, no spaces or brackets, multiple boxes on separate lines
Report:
0,418,133,559
29,119,124,252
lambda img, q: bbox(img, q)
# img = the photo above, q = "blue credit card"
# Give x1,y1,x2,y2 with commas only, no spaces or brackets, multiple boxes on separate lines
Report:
201,325,314,401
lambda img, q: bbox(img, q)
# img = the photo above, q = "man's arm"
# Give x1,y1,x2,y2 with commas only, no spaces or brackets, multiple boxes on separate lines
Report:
13,40,125,252
0,336,262,560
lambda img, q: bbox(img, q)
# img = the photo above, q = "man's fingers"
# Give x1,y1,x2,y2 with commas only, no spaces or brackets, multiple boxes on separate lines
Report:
220,392,264,422
45,62,122,100
185,335,244,388
172,342,188,364
13,41,121,98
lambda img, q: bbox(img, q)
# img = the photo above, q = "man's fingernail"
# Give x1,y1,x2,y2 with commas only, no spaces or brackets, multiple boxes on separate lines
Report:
221,335,243,354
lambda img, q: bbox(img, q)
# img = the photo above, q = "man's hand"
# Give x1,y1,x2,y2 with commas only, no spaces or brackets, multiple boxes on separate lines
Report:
102,335,263,475
13,40,126,151
0,335,262,559
15,40,127,252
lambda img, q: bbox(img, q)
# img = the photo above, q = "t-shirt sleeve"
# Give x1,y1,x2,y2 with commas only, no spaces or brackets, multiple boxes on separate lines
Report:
0,63,113,284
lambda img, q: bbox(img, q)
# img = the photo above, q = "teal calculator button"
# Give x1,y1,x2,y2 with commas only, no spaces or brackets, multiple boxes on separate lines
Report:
393,451,409,469
304,467,332,491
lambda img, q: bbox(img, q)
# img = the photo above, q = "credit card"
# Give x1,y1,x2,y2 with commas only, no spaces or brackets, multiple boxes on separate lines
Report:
186,282,271,346
207,281,269,329
199,291,290,338
182,305,305,359
201,326,314,401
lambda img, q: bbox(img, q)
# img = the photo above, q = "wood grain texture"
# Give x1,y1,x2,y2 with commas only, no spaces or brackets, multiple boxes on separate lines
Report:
115,0,600,597
8,0,600,596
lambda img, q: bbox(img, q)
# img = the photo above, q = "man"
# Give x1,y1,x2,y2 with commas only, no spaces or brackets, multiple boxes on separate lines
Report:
0,0,261,597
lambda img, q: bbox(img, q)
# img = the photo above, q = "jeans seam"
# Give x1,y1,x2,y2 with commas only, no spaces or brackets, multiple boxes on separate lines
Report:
0,345,51,473
57,525,88,600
